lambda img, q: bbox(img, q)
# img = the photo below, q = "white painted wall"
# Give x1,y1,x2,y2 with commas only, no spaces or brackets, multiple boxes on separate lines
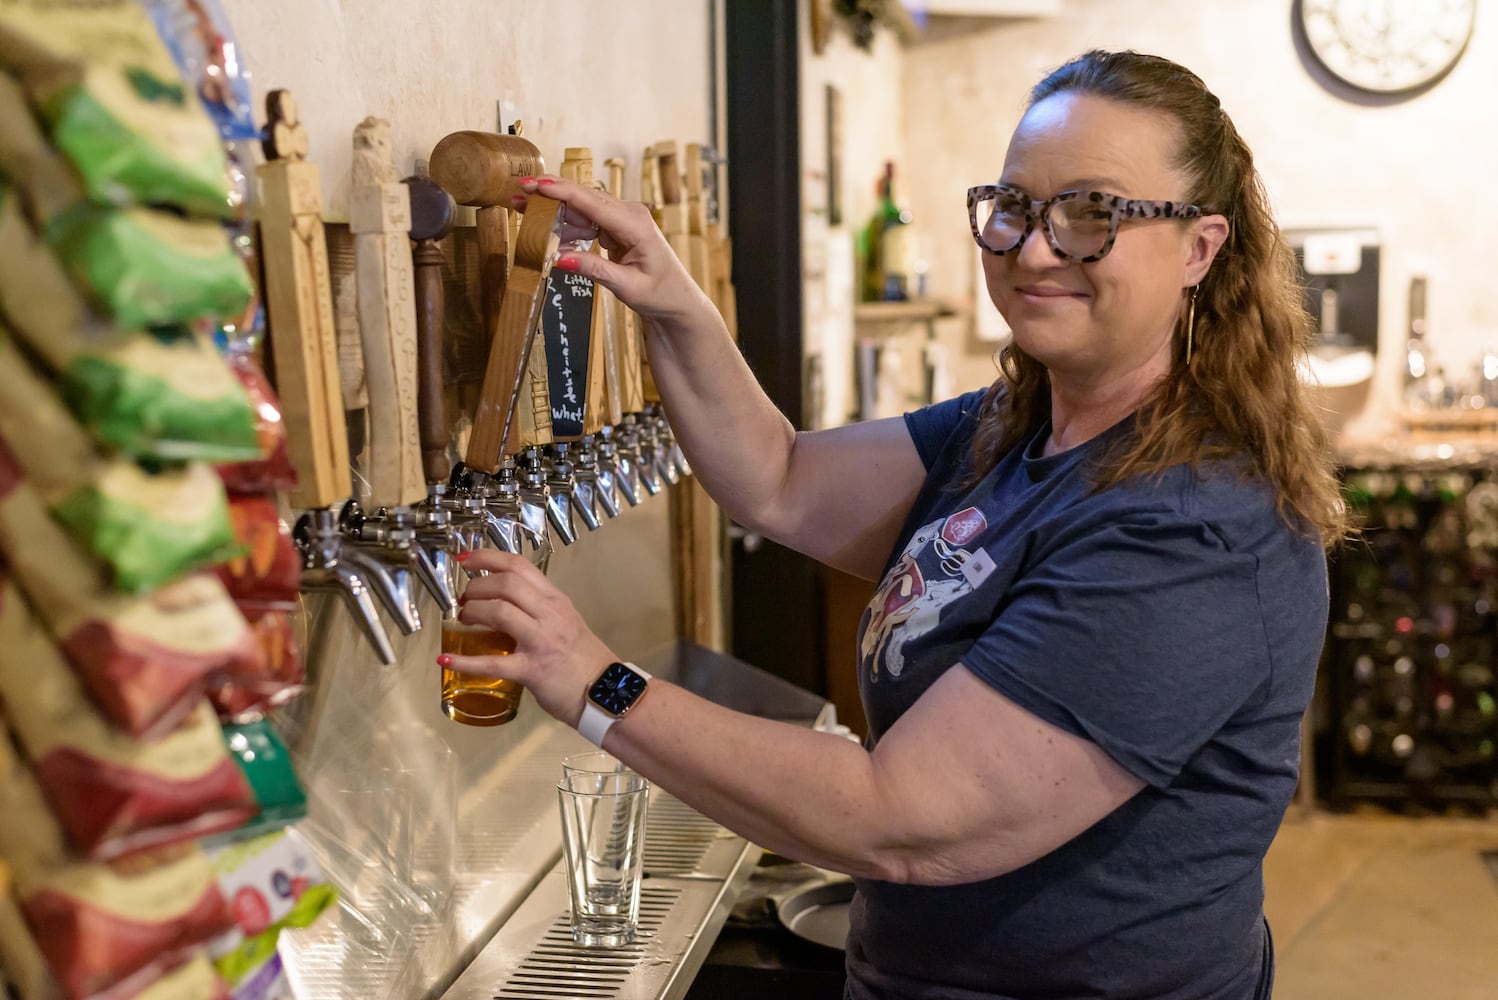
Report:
805,0,1498,438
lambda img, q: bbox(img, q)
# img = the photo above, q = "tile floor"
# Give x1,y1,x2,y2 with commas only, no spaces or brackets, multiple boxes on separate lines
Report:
1264,809,1498,999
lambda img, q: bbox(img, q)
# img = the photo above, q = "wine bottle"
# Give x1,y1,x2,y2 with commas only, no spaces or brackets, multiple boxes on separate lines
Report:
860,161,913,302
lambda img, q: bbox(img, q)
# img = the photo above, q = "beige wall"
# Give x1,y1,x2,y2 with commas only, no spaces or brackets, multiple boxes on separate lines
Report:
810,0,1498,439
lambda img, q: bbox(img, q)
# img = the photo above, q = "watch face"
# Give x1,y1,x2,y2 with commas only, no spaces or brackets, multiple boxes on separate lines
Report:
588,662,647,716
1299,0,1476,96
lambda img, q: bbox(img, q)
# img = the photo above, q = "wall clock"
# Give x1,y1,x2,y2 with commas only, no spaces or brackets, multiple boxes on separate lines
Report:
1296,0,1477,96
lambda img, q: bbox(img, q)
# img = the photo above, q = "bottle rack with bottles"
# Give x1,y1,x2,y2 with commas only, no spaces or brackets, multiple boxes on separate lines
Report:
1323,464,1498,811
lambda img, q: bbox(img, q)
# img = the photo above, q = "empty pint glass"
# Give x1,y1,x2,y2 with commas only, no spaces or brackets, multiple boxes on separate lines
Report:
557,766,649,947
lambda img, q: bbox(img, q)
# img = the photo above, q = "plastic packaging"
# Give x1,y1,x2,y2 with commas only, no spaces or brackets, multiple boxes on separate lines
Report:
0,186,262,465
0,572,258,860
0,0,236,219
0,71,83,227
205,828,334,999
0,331,241,593
206,609,305,724
215,353,297,494
0,437,261,740
47,203,254,330
0,725,232,1000
214,495,298,611
217,720,307,839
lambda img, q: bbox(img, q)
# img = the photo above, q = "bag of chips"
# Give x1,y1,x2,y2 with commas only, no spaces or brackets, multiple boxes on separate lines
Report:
215,353,297,495
205,828,333,1000
214,495,298,612
47,203,254,330
0,573,259,861
0,439,262,740
0,334,241,593
205,610,304,725
0,71,83,227
0,727,232,1000
0,0,236,219
0,187,263,464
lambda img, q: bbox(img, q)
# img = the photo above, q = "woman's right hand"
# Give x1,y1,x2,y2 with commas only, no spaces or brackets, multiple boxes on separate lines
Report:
515,175,717,327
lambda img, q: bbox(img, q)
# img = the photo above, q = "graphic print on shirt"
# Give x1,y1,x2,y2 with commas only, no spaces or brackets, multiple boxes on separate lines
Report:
860,506,989,682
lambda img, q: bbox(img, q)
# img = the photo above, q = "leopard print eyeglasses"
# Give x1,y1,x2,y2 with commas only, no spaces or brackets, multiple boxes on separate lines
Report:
967,184,1205,263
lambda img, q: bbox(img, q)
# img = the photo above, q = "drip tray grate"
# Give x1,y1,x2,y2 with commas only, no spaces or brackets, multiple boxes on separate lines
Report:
493,888,681,998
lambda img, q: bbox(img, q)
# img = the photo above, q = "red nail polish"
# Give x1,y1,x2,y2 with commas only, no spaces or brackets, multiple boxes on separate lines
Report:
537,177,557,186
455,551,471,563
518,176,536,185
555,256,580,271
437,654,453,668
510,193,525,202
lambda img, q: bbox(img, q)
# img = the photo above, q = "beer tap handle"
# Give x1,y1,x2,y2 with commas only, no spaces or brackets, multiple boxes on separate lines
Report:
466,194,562,470
403,174,456,485
605,157,647,416
351,117,425,510
258,89,348,511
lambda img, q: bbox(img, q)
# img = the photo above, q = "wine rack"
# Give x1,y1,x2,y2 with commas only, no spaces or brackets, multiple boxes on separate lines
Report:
1323,463,1498,810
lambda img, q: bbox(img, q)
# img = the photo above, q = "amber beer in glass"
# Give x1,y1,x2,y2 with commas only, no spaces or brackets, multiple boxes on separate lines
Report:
441,616,525,726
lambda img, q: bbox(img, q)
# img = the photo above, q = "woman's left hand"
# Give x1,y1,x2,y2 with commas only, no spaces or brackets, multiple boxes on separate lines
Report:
440,550,618,728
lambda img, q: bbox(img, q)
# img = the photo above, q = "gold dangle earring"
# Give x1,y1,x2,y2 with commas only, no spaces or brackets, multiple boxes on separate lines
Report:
1185,286,1199,367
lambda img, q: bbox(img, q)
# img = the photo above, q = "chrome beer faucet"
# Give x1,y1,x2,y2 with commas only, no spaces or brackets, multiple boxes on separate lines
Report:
293,508,397,665
600,425,640,508
645,404,686,483
542,442,583,544
346,500,457,616
336,501,424,635
618,414,661,497
516,448,555,569
573,434,616,523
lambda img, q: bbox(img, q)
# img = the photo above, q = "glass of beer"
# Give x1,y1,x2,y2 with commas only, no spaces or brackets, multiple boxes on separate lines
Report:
440,609,525,726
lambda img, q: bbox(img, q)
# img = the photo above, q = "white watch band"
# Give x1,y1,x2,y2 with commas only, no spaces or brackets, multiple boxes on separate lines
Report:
578,701,616,748
578,663,652,748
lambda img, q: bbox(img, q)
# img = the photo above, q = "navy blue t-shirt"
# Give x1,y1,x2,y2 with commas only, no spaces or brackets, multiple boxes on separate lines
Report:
845,390,1328,1000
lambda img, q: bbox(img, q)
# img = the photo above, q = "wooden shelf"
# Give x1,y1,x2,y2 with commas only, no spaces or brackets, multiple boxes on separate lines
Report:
854,300,957,324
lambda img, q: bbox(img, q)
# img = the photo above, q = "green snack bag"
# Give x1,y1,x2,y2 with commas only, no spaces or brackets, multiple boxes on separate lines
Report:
219,719,308,835
0,70,83,226
0,183,260,462
47,202,254,330
0,329,241,592
0,0,236,219
65,325,261,462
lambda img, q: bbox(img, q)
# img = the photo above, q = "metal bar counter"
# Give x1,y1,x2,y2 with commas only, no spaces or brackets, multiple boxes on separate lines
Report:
278,625,831,1000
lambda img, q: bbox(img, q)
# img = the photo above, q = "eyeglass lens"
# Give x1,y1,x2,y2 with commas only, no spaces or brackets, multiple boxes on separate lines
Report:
974,191,1114,259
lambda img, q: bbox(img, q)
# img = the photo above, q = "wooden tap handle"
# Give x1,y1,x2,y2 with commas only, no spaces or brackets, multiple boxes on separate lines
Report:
258,91,348,509
464,194,563,472
351,116,424,508
412,238,449,482
403,175,456,484
605,157,647,414
428,130,544,208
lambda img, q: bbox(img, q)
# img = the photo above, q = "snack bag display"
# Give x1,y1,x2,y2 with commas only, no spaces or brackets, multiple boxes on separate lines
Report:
0,437,262,740
0,0,236,219
0,333,241,593
0,727,232,1000
47,203,254,331
0,572,258,861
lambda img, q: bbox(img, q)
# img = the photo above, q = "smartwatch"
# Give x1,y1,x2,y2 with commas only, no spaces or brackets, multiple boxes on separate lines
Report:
578,661,652,748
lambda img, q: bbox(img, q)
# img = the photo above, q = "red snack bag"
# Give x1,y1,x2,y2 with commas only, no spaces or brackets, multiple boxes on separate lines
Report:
0,438,264,740
205,609,305,724
0,572,257,861
213,494,298,612
0,729,232,1000
215,355,295,496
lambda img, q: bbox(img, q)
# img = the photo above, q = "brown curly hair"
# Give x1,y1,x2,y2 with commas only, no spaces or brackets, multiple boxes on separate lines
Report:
970,49,1348,548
